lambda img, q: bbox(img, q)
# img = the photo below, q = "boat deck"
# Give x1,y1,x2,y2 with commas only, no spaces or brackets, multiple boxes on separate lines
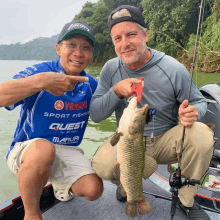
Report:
42,180,219,220
1,165,220,220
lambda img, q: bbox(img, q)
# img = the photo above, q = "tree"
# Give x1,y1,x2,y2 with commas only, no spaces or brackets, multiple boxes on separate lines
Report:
74,0,115,64
141,0,213,56
186,13,220,73
73,0,143,64
102,0,142,10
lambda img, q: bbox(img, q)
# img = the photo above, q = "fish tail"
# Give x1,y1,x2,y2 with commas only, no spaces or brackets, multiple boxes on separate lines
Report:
137,199,152,215
125,202,138,218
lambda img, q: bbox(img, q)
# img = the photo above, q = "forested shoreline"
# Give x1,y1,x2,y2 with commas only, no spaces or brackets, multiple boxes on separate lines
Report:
0,0,219,73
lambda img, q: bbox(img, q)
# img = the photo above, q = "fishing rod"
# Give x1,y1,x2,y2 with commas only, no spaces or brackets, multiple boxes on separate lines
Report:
169,0,204,219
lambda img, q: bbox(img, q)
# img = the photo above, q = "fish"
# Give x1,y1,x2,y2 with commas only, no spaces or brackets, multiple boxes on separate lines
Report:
110,96,152,218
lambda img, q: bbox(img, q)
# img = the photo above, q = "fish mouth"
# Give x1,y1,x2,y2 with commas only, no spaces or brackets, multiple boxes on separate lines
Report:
129,97,149,114
137,104,149,114
128,97,138,109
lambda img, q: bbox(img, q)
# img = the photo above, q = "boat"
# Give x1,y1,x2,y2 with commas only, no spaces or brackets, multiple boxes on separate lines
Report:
0,173,220,220
0,82,220,220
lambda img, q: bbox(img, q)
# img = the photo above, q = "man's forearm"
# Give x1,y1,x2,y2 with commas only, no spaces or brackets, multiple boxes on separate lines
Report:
90,87,122,123
0,74,43,107
194,101,207,121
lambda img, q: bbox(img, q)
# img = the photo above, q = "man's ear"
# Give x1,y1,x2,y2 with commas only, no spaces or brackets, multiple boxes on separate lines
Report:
144,29,148,44
55,44,61,56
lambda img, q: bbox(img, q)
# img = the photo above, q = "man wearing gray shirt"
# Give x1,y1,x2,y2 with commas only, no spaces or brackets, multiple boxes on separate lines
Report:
90,5,214,220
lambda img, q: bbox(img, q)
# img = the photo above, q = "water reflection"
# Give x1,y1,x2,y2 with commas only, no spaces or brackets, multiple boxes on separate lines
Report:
78,66,117,159
81,115,117,159
86,66,102,80
88,115,117,132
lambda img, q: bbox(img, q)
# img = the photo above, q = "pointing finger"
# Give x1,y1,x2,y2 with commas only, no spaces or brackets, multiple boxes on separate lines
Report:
69,76,89,82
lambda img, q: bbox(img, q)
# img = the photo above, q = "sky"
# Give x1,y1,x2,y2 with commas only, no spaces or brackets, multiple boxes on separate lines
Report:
0,0,99,45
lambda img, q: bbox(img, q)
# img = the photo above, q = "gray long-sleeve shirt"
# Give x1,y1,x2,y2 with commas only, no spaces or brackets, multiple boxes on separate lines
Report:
90,48,207,137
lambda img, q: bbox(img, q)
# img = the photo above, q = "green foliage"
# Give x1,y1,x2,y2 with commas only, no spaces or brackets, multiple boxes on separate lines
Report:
101,0,142,10
74,0,114,64
186,13,220,73
214,0,220,22
73,0,143,64
141,0,213,56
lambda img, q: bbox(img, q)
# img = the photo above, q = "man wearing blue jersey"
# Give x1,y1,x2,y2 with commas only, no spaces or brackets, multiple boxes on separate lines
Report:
0,21,103,220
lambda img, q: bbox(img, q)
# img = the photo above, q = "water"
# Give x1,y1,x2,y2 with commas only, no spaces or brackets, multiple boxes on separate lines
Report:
0,60,116,202
1,60,218,203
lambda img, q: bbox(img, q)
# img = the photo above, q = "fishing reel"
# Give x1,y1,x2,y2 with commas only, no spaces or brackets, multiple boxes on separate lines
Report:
169,167,200,219
169,168,200,189
146,108,156,124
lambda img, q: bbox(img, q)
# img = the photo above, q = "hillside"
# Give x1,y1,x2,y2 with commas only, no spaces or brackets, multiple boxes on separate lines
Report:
0,35,59,60
0,0,219,72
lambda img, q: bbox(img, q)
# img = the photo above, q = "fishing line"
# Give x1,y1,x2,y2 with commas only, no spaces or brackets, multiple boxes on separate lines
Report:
195,0,206,85
170,1,204,219
178,0,204,168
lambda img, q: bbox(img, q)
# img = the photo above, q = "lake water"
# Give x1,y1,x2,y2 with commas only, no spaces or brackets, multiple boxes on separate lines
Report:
0,60,116,202
0,60,219,203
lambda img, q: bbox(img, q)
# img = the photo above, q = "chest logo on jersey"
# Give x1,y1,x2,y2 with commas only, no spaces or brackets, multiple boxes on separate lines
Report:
44,111,89,118
54,101,87,111
53,136,80,144
65,101,87,110
49,121,86,131
78,90,86,97
54,100,64,110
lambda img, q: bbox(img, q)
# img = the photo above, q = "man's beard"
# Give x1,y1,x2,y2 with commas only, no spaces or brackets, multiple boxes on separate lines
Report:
118,44,146,66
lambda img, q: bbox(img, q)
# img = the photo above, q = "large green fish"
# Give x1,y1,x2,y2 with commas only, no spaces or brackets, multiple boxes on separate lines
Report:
110,96,151,218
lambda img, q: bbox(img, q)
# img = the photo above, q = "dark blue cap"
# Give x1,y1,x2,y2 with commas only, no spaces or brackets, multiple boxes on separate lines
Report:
57,21,95,46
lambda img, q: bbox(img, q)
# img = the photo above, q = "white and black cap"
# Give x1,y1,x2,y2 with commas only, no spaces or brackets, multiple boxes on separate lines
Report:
107,5,146,31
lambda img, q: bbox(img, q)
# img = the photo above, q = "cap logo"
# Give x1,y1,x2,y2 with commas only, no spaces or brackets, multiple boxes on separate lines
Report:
67,23,90,32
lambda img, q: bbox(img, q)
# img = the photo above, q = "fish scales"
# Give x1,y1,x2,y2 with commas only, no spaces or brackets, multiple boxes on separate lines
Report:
118,138,145,202
111,96,152,218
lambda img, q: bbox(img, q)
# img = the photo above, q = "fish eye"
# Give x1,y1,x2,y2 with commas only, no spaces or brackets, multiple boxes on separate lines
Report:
133,128,139,134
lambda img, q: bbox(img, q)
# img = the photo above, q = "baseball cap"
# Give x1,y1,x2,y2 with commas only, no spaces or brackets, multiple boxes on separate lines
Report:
107,5,146,31
57,21,95,46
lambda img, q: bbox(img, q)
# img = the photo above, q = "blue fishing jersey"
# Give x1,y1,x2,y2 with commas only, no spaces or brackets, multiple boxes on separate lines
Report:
5,58,98,160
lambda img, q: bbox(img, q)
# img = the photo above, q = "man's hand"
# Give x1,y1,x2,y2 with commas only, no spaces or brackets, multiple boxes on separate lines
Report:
178,100,198,128
39,72,88,96
113,78,143,98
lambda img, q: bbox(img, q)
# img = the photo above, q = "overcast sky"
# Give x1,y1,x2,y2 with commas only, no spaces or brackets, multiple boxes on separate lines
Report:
0,0,98,45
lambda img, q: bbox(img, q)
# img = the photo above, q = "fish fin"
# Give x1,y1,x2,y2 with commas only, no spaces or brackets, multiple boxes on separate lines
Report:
138,199,152,215
117,184,126,197
125,202,138,218
110,132,122,146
